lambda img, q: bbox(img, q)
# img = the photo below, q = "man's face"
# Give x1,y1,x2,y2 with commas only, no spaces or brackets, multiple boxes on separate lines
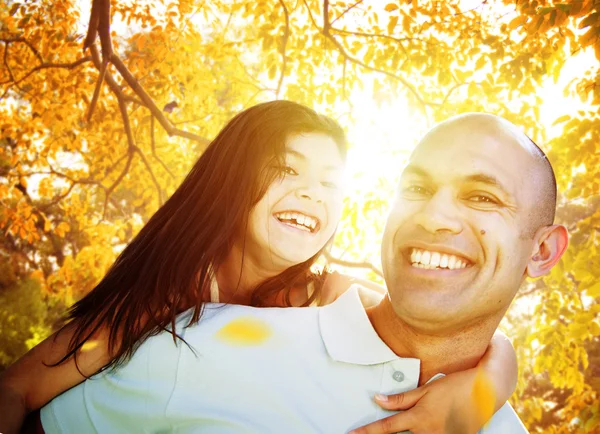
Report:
381,123,544,331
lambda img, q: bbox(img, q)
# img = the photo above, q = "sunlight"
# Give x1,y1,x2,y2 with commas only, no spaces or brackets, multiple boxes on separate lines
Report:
343,85,428,194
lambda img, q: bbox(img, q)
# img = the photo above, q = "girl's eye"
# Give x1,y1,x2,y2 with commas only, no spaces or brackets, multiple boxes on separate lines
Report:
321,181,339,189
280,165,297,176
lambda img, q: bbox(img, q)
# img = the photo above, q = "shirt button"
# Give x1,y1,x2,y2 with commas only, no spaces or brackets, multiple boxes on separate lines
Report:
392,371,405,382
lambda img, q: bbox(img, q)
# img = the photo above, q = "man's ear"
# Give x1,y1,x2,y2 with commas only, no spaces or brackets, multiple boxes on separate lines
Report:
526,224,569,278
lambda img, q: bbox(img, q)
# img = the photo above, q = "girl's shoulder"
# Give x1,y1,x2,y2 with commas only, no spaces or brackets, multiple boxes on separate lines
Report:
320,271,386,307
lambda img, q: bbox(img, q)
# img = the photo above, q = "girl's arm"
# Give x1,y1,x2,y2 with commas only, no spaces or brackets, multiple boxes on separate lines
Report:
351,331,518,434
0,324,112,434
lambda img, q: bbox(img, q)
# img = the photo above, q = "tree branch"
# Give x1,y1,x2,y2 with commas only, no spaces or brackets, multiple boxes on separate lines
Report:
109,54,210,146
87,59,108,122
330,27,437,47
88,44,142,105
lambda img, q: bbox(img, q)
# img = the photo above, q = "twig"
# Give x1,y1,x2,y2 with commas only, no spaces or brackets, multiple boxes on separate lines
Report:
119,96,164,206
134,145,163,206
103,149,134,219
1,56,92,99
323,250,383,278
0,37,44,63
330,0,365,26
276,0,290,98
150,116,175,179
87,59,108,122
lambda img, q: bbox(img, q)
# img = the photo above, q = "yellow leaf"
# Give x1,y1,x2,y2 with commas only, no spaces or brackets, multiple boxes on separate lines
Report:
586,281,600,297
384,3,399,12
509,15,528,30
387,15,399,34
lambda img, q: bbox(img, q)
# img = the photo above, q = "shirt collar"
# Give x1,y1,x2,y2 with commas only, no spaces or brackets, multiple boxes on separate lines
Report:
318,285,415,365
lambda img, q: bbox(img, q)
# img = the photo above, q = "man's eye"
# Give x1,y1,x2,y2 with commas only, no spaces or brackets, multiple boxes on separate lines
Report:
468,195,498,204
405,185,428,194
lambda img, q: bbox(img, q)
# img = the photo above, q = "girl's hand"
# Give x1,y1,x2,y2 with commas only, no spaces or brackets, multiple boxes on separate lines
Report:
349,367,497,434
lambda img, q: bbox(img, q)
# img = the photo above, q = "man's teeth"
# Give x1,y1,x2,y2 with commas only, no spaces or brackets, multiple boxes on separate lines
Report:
274,212,318,231
410,249,468,270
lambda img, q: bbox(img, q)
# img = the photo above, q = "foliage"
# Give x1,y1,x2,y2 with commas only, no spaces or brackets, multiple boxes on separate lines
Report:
0,0,598,431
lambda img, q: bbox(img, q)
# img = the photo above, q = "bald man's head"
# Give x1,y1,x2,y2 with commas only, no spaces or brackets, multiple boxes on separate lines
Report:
416,113,557,236
382,113,568,336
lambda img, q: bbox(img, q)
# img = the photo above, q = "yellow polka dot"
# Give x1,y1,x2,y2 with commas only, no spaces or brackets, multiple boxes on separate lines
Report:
472,368,497,425
215,316,272,346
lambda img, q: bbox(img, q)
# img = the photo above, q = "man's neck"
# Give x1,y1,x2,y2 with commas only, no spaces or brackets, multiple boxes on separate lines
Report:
366,297,502,386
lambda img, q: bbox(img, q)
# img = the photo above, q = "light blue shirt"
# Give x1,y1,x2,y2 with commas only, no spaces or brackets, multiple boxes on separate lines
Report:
41,286,528,433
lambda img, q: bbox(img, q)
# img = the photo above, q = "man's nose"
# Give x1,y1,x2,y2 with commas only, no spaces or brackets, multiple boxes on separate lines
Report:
294,177,323,203
414,189,462,234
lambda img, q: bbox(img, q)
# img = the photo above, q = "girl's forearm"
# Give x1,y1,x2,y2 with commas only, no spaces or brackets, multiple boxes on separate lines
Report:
0,383,28,434
476,330,518,410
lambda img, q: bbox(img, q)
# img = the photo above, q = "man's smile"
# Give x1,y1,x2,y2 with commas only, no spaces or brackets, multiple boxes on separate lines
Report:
410,248,470,270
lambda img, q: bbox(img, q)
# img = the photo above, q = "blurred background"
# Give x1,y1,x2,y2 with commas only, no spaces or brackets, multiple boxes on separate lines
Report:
0,0,598,431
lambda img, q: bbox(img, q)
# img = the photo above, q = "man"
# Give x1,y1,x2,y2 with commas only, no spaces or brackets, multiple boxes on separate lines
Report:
40,113,568,433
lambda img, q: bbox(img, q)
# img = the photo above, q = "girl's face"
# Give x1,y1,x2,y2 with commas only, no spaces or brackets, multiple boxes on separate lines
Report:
246,132,346,268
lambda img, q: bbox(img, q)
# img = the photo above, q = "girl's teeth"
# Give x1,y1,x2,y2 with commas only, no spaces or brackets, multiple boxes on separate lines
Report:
421,251,431,265
440,254,449,268
430,252,440,267
275,212,318,232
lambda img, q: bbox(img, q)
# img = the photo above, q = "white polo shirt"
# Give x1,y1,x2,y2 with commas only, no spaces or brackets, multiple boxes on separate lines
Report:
41,286,528,433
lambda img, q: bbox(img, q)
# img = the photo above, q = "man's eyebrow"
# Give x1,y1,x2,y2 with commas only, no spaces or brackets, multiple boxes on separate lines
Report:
464,173,513,198
401,164,430,178
285,149,343,171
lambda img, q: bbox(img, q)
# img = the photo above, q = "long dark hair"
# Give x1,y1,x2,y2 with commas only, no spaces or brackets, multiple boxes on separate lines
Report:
57,100,347,371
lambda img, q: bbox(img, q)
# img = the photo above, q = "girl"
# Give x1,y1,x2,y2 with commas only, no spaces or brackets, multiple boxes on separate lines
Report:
0,101,517,433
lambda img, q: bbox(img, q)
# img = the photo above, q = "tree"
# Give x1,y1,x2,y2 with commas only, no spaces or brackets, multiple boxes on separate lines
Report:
0,0,598,431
